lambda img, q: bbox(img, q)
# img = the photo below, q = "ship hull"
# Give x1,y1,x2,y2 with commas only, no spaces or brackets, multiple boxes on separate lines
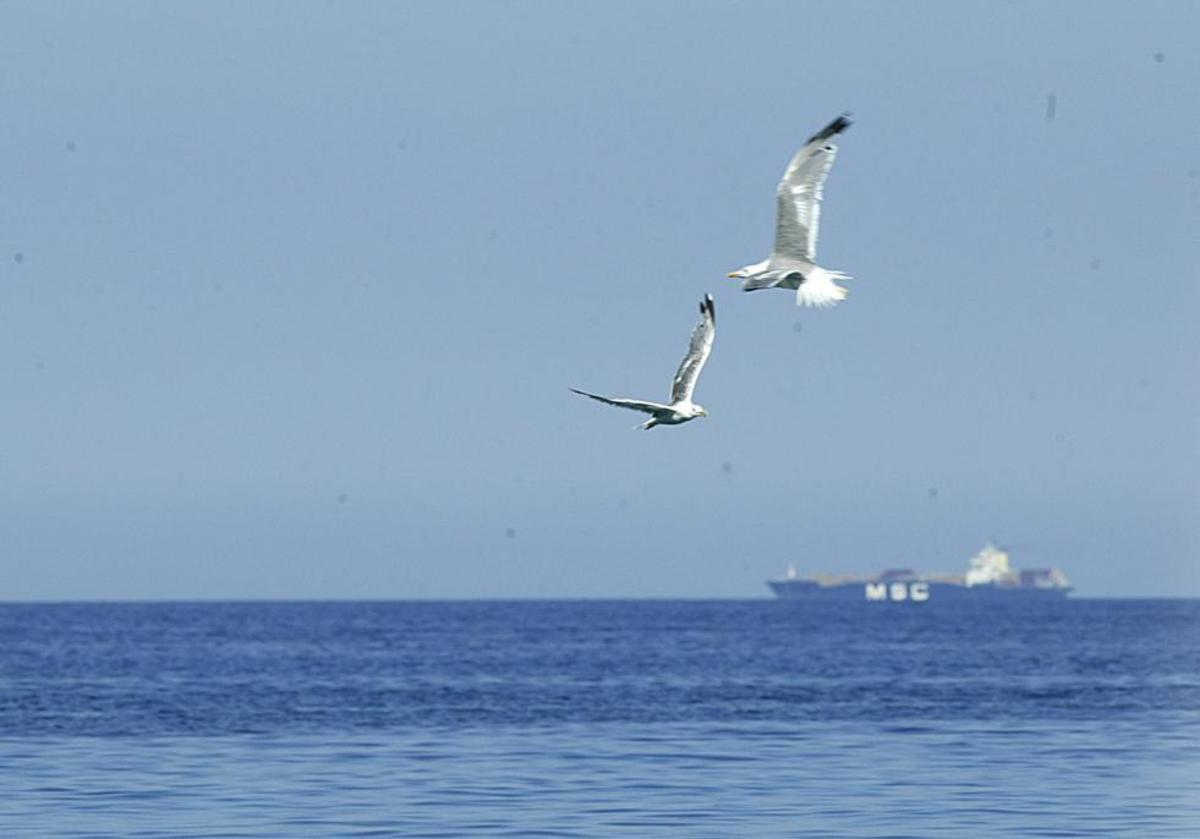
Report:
768,579,1071,602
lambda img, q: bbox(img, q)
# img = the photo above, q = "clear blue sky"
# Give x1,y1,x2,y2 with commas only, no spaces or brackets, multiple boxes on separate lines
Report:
2,1,1197,598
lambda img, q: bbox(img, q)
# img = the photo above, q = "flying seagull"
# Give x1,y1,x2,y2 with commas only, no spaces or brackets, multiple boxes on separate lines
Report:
571,295,716,430
728,114,853,307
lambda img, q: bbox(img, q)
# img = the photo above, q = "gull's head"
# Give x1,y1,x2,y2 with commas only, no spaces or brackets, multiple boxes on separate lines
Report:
694,405,709,418
726,269,747,280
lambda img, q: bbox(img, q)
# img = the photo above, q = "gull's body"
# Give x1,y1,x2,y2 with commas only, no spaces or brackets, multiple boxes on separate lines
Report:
729,114,853,307
571,295,715,430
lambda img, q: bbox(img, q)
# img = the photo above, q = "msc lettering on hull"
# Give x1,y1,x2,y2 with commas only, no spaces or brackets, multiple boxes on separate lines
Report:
865,582,930,602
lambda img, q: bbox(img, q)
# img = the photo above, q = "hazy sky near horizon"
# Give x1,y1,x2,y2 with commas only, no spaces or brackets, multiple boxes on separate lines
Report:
2,1,1197,599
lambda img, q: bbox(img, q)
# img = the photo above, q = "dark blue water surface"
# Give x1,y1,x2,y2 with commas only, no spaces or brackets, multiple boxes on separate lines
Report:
0,599,1196,836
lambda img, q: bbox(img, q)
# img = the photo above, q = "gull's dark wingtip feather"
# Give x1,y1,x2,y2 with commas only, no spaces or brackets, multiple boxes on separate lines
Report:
807,113,853,145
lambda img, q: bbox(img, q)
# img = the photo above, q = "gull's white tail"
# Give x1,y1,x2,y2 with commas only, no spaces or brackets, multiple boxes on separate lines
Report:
796,267,851,308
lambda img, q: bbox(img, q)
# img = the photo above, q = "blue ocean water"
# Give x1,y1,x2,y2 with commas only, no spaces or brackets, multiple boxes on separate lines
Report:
0,599,1196,836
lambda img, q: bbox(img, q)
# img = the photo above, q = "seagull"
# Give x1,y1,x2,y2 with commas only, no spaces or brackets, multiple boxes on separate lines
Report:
571,294,716,430
728,114,853,307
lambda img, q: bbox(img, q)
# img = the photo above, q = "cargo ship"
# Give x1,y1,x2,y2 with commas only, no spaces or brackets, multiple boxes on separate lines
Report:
767,544,1072,602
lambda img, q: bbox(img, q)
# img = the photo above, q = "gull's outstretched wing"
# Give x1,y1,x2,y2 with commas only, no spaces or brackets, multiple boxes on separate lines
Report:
773,114,851,262
569,388,666,415
670,294,716,404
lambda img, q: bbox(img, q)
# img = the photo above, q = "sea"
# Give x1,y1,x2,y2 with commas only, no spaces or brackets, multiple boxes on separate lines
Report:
0,599,1196,837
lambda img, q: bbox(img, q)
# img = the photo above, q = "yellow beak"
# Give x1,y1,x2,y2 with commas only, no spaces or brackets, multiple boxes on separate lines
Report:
726,273,739,279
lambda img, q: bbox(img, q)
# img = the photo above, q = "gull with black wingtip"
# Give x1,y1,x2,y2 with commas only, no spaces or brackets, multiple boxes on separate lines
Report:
571,295,716,430
728,114,855,307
